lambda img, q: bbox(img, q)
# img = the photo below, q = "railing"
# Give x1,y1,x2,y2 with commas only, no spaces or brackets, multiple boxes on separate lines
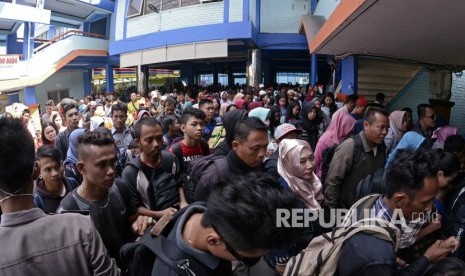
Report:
33,30,106,54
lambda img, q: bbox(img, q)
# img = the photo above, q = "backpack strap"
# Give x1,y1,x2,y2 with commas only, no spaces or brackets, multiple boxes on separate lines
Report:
351,134,364,167
212,156,229,177
199,139,210,156
170,142,184,173
161,150,180,179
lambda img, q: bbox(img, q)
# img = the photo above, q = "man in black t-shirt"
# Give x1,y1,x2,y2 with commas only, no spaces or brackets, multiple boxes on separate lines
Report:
58,131,150,269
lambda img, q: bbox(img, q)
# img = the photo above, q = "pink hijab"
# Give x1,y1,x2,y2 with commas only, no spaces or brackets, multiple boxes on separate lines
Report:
432,126,458,149
314,112,356,178
278,139,323,210
235,99,245,110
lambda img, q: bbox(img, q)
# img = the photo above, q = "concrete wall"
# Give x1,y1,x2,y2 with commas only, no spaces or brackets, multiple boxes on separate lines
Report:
19,70,85,108
450,72,465,133
126,2,224,38
260,0,309,33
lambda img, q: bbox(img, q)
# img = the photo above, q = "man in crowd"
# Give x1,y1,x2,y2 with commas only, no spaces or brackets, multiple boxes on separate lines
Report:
199,98,216,141
55,98,80,158
413,103,436,149
195,117,269,201
122,117,179,219
325,107,388,208
58,131,149,269
156,97,180,123
111,102,134,151
338,149,459,275
127,92,139,117
0,117,119,275
41,100,58,123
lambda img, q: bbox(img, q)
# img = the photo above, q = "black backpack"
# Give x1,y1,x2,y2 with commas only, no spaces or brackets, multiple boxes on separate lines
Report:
355,167,387,202
170,139,210,174
183,155,228,204
120,203,216,276
126,150,181,211
320,135,363,186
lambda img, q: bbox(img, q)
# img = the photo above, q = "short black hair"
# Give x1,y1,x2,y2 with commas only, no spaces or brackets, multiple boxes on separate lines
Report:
164,98,177,107
180,107,206,125
202,172,302,251
376,92,385,101
36,145,62,163
60,98,78,116
199,99,213,108
444,134,465,153
417,103,434,119
134,116,161,139
0,118,35,193
22,109,30,115
423,257,465,276
345,94,358,104
161,116,175,133
111,102,128,116
436,150,460,177
364,107,388,124
77,131,115,161
233,117,268,142
385,148,438,199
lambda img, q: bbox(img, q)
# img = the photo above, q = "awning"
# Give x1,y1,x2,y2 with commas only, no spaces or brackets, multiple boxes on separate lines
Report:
302,0,465,67
298,13,326,51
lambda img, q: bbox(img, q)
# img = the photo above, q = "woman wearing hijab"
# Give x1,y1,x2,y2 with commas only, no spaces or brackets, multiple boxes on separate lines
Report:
248,107,270,124
385,131,426,168
384,110,408,154
234,98,246,110
211,109,248,156
294,102,326,150
63,128,86,185
277,139,323,210
314,112,356,179
432,126,458,150
268,105,281,138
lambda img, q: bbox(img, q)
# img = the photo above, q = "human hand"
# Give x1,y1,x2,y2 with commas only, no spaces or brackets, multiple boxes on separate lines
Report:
423,237,459,263
131,215,152,236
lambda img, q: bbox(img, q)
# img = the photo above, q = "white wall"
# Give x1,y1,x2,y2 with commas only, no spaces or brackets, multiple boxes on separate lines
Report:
450,72,465,133
229,0,243,22
260,0,309,33
249,0,256,26
127,2,223,38
314,0,340,19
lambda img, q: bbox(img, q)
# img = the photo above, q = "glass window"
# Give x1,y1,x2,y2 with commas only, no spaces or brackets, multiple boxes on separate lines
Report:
144,0,161,14
276,72,309,85
161,0,179,11
199,74,213,87
127,0,144,17
218,74,228,86
181,0,200,7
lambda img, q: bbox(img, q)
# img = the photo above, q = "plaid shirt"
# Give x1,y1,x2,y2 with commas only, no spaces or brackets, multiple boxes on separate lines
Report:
374,197,426,248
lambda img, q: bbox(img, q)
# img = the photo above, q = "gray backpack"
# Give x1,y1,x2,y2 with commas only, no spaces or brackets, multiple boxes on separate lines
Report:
283,195,400,276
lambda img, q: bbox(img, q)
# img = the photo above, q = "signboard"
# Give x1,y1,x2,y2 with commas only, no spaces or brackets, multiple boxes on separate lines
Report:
0,55,20,80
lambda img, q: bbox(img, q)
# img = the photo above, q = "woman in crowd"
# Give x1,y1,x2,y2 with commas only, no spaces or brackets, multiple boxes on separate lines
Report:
385,131,426,168
432,126,458,150
63,128,86,185
294,102,326,150
277,139,323,209
41,122,58,147
52,113,67,133
320,92,338,119
248,107,271,125
314,112,356,178
282,100,301,124
278,95,288,122
211,109,248,156
384,110,408,154
268,105,281,138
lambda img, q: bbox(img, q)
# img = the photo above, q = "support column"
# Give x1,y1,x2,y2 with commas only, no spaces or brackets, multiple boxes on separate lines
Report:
341,55,357,95
48,25,56,40
137,65,149,96
6,33,21,55
22,22,35,60
246,49,261,89
83,70,92,96
83,22,91,33
105,64,115,93
213,66,218,85
262,59,271,86
227,66,234,87
181,64,194,86
311,53,318,86
24,86,37,105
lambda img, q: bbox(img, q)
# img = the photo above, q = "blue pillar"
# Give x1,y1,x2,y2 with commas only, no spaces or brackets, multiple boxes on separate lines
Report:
311,0,318,14
83,22,91,33
105,64,115,93
6,33,22,55
105,15,111,39
311,53,318,86
341,55,357,95
24,86,37,104
213,66,218,85
255,0,260,31
8,93,20,104
48,25,56,40
22,23,35,60
243,0,249,21
83,70,92,96
223,0,229,23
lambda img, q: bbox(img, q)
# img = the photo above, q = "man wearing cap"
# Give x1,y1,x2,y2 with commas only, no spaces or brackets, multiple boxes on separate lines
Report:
350,97,368,121
264,123,302,179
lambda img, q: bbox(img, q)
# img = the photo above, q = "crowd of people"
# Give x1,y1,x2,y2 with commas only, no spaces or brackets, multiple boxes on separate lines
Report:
2,83,465,275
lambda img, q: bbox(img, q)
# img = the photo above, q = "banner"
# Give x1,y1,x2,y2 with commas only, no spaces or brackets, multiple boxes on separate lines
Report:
0,55,20,80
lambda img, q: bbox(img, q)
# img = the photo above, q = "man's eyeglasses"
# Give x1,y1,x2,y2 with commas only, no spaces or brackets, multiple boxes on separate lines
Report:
210,223,260,266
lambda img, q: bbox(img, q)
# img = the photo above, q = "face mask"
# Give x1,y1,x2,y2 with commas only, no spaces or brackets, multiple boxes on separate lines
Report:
293,96,299,101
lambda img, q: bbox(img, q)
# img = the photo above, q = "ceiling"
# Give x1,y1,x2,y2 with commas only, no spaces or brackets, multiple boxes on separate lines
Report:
305,0,465,68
